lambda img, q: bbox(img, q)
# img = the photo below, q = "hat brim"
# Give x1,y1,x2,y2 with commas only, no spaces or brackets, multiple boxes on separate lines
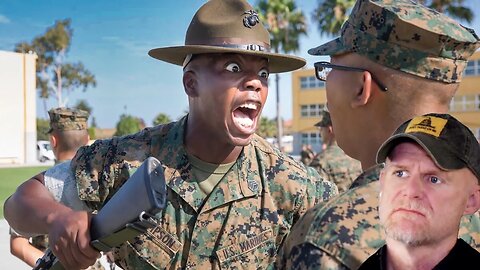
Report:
308,37,350,56
376,133,466,171
148,45,306,73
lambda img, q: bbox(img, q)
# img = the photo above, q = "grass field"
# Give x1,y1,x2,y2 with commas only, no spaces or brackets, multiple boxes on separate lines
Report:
0,166,50,219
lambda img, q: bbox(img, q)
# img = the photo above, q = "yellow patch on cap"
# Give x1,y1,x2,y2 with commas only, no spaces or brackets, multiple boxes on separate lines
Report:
405,116,448,137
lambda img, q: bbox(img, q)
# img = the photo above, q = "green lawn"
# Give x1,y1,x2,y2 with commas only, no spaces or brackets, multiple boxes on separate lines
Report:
0,166,50,219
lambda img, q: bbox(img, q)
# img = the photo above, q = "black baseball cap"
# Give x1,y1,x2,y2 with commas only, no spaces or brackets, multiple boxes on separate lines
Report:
377,113,480,182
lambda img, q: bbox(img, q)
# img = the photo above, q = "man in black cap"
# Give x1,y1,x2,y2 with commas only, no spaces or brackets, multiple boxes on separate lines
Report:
359,113,480,269
4,1,336,269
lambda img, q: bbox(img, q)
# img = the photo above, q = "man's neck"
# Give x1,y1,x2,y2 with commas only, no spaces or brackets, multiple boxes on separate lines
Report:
54,151,76,162
385,236,457,270
185,117,243,164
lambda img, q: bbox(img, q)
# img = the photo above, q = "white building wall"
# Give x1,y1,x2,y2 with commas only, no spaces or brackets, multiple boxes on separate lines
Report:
0,50,37,164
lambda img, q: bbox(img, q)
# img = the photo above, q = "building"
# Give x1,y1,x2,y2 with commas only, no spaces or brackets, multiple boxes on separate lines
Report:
450,51,480,140
291,68,327,154
0,50,38,164
290,51,480,155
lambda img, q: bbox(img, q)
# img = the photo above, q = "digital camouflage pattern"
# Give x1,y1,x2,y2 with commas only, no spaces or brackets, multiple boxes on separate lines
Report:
309,144,362,193
48,107,89,133
278,164,480,270
308,0,480,83
70,116,337,270
31,235,48,251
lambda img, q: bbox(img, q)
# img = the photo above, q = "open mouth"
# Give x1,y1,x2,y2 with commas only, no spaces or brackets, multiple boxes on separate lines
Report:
232,102,260,133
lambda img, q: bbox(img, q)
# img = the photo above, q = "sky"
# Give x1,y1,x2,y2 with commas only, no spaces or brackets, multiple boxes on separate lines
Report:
0,0,479,128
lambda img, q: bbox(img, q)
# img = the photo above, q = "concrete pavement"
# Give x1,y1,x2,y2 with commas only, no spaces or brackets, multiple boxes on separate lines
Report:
0,219,30,269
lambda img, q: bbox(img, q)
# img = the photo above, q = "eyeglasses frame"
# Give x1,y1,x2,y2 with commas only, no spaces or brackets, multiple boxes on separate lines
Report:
314,61,388,92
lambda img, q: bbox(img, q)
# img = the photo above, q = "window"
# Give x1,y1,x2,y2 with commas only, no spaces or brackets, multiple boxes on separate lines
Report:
301,105,308,117
449,94,480,112
300,77,308,89
300,76,325,89
464,60,480,77
301,132,321,145
300,103,325,118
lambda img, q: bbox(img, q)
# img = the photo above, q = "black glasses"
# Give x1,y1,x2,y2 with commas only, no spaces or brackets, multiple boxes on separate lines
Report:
314,61,388,92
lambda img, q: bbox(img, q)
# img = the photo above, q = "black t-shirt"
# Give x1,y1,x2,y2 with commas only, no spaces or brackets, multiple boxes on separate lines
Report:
358,239,480,270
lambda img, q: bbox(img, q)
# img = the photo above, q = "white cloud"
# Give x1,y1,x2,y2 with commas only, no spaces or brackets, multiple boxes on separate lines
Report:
0,14,11,24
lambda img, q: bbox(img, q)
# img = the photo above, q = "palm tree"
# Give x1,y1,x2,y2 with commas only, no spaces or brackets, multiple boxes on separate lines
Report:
312,0,474,37
420,0,474,23
257,117,278,138
313,0,355,37
256,0,307,149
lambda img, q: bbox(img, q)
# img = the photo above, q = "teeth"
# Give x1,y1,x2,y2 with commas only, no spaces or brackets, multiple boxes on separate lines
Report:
240,103,257,110
234,116,254,128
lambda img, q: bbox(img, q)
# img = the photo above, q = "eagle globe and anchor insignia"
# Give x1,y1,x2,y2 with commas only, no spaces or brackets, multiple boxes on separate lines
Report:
243,10,260,28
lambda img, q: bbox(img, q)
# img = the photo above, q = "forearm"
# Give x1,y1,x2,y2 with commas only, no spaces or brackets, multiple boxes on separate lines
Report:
4,174,73,235
10,236,44,267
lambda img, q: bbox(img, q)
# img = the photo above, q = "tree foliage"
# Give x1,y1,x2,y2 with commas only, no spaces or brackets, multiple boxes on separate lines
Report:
312,0,474,37
14,19,96,107
153,113,172,126
114,114,143,136
256,117,278,138
37,118,50,141
257,0,307,54
74,99,96,139
74,99,92,115
256,0,306,148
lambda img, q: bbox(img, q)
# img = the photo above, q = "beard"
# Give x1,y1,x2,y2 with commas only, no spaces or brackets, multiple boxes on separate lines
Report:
380,200,433,247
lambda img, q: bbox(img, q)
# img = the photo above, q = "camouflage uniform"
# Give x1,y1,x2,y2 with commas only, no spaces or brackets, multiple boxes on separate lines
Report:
30,107,90,253
47,107,89,133
309,111,362,193
70,116,337,269
309,145,362,193
278,0,480,269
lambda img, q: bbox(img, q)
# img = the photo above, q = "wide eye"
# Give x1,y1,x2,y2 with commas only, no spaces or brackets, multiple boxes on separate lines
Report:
226,62,241,73
429,176,442,184
258,68,269,79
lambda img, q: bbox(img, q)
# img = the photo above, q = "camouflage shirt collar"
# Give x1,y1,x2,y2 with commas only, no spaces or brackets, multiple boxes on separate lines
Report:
156,115,261,212
349,163,383,189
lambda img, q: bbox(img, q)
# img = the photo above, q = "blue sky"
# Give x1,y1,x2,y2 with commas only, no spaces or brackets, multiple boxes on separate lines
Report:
0,0,479,128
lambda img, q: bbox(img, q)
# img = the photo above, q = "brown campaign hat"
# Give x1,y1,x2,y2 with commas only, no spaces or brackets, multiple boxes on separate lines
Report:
48,107,89,133
377,113,480,182
309,0,480,83
148,0,306,73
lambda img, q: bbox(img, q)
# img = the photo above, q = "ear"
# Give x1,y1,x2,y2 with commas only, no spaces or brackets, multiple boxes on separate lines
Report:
464,185,480,215
351,71,374,109
328,125,334,134
379,163,387,189
50,134,57,148
183,71,198,97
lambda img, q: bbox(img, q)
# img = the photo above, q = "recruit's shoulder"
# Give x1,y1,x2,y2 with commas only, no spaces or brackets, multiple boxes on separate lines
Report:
286,179,383,268
249,134,338,203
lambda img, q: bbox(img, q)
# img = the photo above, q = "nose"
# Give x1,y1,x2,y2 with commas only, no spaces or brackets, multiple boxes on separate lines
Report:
244,73,263,92
402,176,425,199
